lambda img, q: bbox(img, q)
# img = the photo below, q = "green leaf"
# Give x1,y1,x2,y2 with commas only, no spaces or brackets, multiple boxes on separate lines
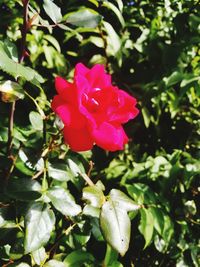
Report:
6,177,42,201
64,250,95,267
180,76,199,87
104,244,119,266
13,128,27,142
43,0,62,24
9,237,24,260
67,158,84,177
103,21,121,56
82,205,100,218
139,208,154,248
29,111,43,131
66,9,101,28
154,235,166,253
141,107,151,128
0,80,24,102
3,39,18,62
114,0,123,11
88,0,99,7
43,260,66,267
164,71,183,87
0,244,11,261
109,189,141,211
150,207,164,235
102,1,125,27
126,183,156,205
81,36,104,48
99,190,140,255
100,199,131,256
24,202,55,254
44,35,61,52
126,184,145,205
162,215,174,244
82,185,105,208
9,263,31,267
15,149,43,175
31,247,47,266
0,42,44,86
48,162,71,181
47,186,81,217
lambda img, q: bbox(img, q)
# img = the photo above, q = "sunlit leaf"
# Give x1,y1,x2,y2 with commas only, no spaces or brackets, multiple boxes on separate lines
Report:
24,202,55,253
82,185,105,208
103,21,121,56
66,9,101,28
0,42,44,86
43,260,66,267
109,189,141,211
29,111,43,131
31,247,47,266
102,1,125,27
3,39,18,62
43,0,62,24
48,162,71,181
139,208,154,248
47,186,81,217
100,199,130,256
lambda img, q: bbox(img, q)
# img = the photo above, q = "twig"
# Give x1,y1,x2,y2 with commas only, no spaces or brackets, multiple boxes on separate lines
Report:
48,223,77,259
24,91,46,118
80,172,95,187
2,260,14,267
87,160,94,177
32,169,44,180
19,0,29,63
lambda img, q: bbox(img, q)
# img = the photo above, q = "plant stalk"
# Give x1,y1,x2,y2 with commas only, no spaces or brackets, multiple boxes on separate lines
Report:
5,0,30,184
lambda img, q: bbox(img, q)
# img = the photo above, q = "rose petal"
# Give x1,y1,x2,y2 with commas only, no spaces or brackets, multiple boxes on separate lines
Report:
91,122,128,151
75,63,89,76
63,126,94,152
108,90,139,124
51,95,86,129
55,77,76,103
85,64,111,88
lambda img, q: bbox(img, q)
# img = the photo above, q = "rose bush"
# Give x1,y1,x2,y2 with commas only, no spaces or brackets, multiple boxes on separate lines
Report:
51,63,139,151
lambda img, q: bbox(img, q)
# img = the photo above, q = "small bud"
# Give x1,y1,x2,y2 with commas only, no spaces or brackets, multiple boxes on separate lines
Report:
0,80,24,103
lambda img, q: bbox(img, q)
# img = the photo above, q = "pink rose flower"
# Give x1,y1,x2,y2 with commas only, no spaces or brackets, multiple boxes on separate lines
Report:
51,63,139,152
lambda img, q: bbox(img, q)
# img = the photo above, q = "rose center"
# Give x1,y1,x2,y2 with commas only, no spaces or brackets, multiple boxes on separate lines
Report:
82,92,100,113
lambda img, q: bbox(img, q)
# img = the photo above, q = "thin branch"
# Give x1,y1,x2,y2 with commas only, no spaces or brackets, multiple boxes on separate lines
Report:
5,0,30,185
32,169,44,180
87,160,94,178
19,0,29,63
80,172,95,187
48,223,77,259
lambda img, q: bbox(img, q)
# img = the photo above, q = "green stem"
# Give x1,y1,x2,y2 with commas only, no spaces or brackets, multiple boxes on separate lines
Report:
80,173,95,187
103,244,118,267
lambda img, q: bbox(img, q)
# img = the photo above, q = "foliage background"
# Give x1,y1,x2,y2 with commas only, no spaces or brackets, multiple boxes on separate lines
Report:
0,0,199,266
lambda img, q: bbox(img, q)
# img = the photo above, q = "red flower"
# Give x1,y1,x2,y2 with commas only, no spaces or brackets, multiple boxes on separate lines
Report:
51,63,139,152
